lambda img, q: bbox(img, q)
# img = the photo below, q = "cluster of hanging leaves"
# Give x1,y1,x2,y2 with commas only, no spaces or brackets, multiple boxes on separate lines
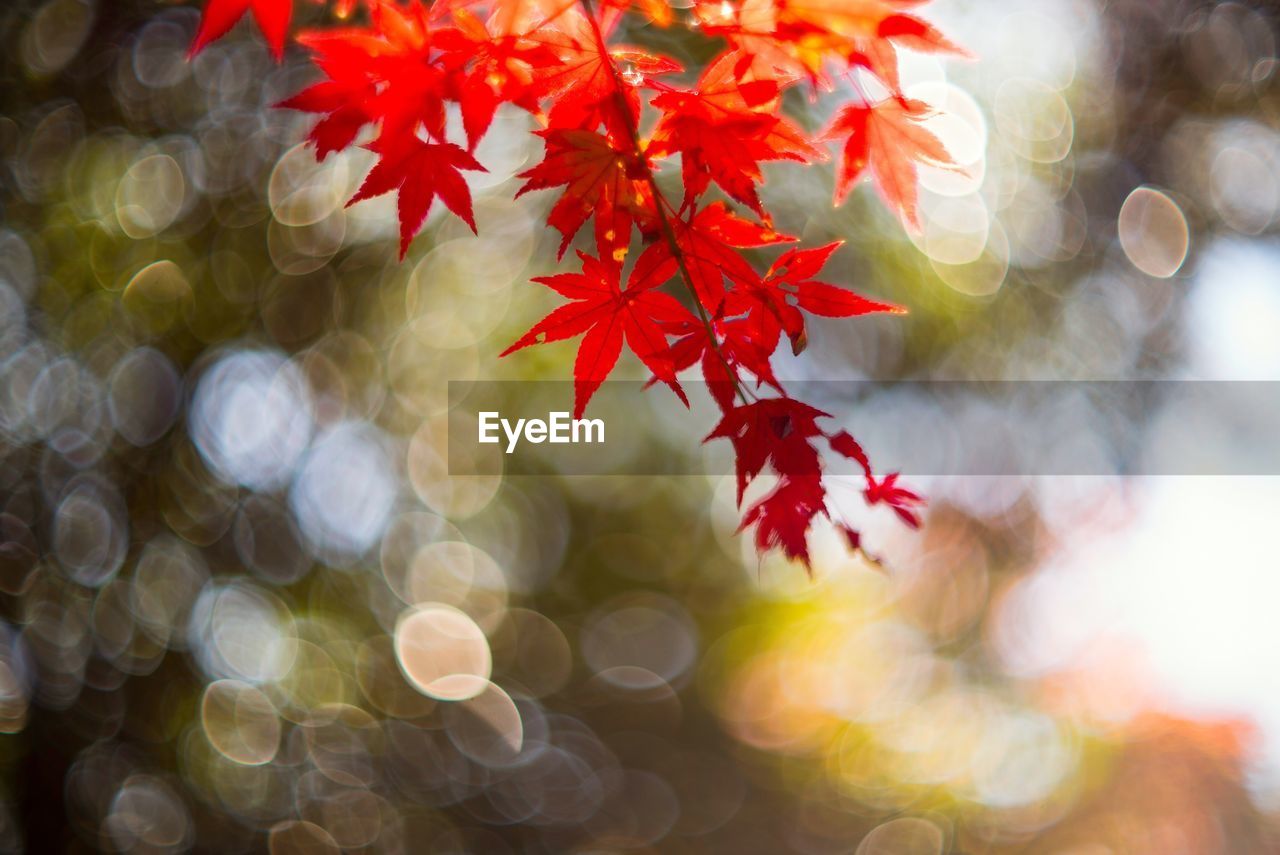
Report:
190,0,963,569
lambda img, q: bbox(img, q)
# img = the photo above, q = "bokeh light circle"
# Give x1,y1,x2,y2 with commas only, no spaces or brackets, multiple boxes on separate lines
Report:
394,604,492,701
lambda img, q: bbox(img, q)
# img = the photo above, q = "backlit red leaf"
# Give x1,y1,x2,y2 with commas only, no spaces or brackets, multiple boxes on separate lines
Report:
191,0,293,59
348,138,487,257
825,96,955,232
502,249,696,417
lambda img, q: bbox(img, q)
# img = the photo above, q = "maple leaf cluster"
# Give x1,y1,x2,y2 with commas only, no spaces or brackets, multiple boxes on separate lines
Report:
189,0,962,569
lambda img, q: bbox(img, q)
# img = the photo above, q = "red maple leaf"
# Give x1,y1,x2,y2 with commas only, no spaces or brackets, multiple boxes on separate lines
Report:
864,471,925,528
501,248,697,417
827,429,871,474
515,128,657,259
706,397,827,501
531,13,681,137
277,78,373,159
347,137,486,257
729,240,904,354
830,429,925,528
691,0,968,89
657,309,785,411
741,475,828,567
435,8,563,147
276,52,382,159
191,0,293,59
606,0,674,25
649,52,821,215
868,12,973,89
706,397,837,567
634,201,793,311
279,2,444,157
825,96,955,232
